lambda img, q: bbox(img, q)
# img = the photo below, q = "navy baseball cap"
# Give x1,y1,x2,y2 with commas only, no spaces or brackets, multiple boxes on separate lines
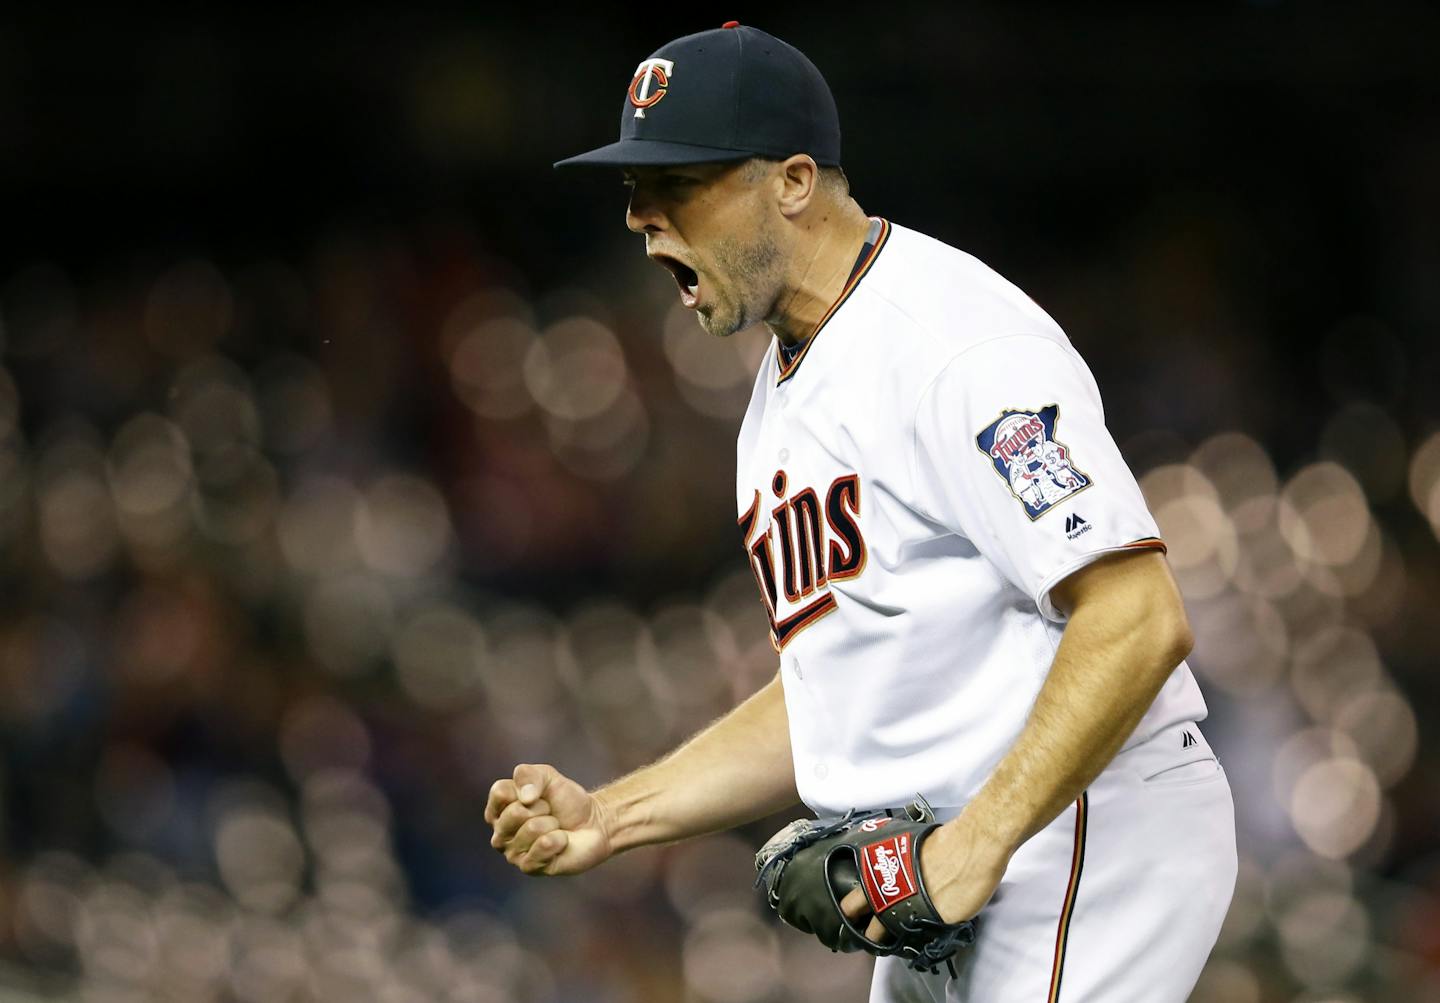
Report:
554,22,841,168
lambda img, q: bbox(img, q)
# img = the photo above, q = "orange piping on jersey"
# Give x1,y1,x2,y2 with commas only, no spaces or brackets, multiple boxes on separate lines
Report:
1121,537,1167,553
776,217,891,386
1047,792,1088,1003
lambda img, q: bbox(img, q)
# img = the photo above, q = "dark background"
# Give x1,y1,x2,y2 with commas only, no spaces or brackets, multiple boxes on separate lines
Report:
0,4,1437,1001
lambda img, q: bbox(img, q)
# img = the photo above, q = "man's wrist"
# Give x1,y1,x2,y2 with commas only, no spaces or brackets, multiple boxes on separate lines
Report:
918,815,1012,924
934,810,1015,872
591,784,649,854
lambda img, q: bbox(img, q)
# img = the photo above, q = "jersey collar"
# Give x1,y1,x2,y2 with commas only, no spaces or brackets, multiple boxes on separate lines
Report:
775,216,890,386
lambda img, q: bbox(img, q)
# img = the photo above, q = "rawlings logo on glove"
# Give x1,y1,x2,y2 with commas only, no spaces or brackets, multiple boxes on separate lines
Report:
861,831,913,906
754,800,976,973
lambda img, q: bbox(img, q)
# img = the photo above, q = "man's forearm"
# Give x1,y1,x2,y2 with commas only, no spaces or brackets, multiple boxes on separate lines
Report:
961,605,1189,858
594,674,799,852
840,552,1197,933
955,553,1193,858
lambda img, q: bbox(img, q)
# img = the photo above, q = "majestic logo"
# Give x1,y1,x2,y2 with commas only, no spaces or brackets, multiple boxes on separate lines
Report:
628,58,674,118
975,404,1091,520
738,471,867,651
859,833,916,911
1182,730,1198,748
1064,513,1091,540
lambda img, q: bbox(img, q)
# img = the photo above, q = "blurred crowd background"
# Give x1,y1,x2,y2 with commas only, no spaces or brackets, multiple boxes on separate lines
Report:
1,4,1438,1002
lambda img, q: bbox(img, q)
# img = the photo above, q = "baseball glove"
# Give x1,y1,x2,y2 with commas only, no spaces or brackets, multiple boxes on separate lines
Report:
754,799,976,973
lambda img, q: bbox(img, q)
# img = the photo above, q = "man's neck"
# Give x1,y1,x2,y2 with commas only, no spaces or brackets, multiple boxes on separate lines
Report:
766,202,876,347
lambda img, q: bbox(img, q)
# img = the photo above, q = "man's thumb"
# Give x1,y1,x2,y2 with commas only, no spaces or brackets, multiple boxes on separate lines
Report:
512,763,553,805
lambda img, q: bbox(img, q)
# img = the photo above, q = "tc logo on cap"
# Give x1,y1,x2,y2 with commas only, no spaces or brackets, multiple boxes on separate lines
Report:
628,58,674,118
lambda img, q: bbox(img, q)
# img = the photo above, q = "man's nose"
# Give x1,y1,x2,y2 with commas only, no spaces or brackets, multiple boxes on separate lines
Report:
625,189,666,234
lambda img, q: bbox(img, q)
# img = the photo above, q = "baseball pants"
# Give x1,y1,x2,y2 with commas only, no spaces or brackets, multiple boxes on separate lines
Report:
870,721,1237,1003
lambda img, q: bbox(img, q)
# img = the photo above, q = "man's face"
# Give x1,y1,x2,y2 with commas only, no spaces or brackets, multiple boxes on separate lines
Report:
622,160,784,338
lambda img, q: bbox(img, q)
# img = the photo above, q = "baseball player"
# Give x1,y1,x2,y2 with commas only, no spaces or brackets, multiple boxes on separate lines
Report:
487,23,1236,1002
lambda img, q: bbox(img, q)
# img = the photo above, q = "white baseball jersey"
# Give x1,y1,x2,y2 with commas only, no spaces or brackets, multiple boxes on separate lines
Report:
735,218,1209,817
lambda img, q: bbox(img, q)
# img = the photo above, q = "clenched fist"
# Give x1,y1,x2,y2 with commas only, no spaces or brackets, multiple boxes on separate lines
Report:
485,764,616,876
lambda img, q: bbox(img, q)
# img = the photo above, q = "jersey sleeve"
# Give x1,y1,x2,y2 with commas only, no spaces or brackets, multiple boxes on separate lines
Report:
910,334,1165,621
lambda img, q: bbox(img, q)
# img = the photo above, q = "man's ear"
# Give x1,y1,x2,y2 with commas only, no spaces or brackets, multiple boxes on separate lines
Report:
776,154,820,218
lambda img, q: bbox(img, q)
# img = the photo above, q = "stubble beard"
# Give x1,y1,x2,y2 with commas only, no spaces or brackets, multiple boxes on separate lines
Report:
694,230,783,339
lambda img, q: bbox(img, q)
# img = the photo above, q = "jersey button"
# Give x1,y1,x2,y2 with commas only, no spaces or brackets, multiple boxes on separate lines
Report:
791,657,803,679
813,763,829,779
779,448,790,462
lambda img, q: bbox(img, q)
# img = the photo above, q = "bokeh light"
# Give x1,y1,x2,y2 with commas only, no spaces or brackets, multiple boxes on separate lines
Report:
447,313,538,422
662,301,771,419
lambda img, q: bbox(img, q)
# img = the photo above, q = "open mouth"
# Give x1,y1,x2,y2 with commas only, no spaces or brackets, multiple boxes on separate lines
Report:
651,254,701,308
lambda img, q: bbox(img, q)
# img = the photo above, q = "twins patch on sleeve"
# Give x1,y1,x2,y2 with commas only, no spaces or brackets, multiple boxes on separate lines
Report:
975,404,1091,520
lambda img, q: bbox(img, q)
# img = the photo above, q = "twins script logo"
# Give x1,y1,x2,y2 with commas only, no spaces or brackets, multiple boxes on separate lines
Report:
975,404,1092,520
738,471,867,651
628,58,674,118
859,833,916,911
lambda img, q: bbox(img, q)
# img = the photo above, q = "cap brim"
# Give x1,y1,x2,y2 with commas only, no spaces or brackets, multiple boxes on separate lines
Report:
554,138,757,169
